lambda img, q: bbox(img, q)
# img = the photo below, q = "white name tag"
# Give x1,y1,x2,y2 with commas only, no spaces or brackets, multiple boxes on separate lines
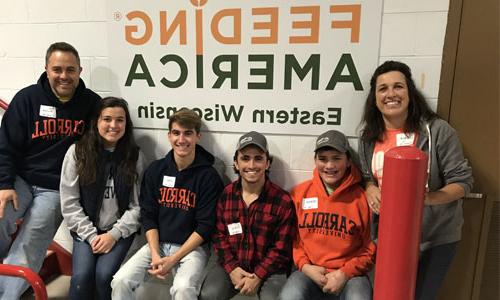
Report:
302,197,318,210
162,176,176,187
396,133,415,146
227,222,243,235
39,105,56,118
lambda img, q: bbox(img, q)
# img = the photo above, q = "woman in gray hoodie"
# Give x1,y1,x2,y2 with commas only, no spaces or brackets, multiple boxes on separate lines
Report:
358,61,473,300
60,97,145,300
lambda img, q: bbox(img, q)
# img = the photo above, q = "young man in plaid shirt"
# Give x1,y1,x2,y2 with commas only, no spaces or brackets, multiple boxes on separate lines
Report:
199,131,296,300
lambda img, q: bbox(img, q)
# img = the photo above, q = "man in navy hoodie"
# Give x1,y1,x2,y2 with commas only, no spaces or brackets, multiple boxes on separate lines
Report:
112,108,224,300
0,42,100,299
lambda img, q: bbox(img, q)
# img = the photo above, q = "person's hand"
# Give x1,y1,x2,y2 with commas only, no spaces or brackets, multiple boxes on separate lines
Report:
148,255,177,279
230,267,254,289
302,264,327,288
323,269,348,294
239,274,261,296
148,251,163,276
91,233,116,254
366,183,381,214
0,189,18,218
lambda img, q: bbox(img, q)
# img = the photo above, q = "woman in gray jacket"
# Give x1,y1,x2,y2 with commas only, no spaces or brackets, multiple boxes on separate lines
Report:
60,97,145,300
358,61,473,300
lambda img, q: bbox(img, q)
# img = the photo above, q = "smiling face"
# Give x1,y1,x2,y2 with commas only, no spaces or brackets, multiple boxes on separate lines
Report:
234,145,270,185
375,71,410,127
168,122,200,160
45,51,82,100
315,148,350,189
97,107,126,148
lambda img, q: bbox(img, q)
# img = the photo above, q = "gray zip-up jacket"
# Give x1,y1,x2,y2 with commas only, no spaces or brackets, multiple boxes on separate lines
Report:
60,144,146,243
358,118,473,251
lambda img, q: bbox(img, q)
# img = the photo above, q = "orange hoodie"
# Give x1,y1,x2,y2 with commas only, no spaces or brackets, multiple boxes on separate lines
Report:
291,165,376,278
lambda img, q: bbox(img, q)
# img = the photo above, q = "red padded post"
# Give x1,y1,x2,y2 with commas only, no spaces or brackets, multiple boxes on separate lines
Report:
373,146,428,300
0,264,47,300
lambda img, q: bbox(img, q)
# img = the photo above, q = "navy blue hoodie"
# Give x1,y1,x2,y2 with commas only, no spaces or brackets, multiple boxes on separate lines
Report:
140,145,224,244
0,72,100,190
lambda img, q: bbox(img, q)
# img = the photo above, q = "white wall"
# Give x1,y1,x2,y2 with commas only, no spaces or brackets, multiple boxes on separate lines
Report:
0,0,450,249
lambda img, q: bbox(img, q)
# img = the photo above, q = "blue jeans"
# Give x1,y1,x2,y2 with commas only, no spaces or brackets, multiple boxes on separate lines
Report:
279,270,372,300
199,262,287,300
70,234,134,300
0,176,62,300
415,242,459,300
111,242,209,300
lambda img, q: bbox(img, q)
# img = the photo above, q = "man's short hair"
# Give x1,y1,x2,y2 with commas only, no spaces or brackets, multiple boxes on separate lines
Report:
169,108,202,133
45,42,80,66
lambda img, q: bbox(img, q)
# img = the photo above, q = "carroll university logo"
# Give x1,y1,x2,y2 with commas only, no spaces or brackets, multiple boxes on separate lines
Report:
298,211,359,239
31,119,85,140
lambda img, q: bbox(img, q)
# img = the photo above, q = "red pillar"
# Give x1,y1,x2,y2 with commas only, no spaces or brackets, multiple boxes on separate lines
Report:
373,146,428,300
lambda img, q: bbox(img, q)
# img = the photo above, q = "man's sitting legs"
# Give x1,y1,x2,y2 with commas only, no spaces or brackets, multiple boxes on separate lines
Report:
112,242,209,299
169,243,209,299
0,177,62,299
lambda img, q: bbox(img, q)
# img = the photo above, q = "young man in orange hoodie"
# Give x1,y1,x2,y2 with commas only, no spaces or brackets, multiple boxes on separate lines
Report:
279,130,376,300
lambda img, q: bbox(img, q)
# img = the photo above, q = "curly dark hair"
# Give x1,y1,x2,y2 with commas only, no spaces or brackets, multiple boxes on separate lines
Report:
75,97,139,186
359,60,437,142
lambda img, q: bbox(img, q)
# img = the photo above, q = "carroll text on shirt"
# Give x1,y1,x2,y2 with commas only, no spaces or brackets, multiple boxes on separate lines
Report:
31,119,85,139
158,187,196,210
298,212,357,236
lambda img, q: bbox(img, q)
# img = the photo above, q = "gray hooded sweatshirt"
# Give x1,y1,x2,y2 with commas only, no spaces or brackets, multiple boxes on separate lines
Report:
358,118,474,251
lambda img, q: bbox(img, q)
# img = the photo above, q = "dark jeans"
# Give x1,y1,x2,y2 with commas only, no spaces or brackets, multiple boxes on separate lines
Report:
415,242,459,300
279,270,372,300
69,234,134,300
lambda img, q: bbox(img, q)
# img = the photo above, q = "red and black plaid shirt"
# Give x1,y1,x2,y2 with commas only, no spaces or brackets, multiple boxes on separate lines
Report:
213,179,296,280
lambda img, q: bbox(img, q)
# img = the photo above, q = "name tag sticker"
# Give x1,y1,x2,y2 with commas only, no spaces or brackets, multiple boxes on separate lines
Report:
227,222,243,235
302,197,318,210
162,176,176,187
396,133,415,146
39,105,56,118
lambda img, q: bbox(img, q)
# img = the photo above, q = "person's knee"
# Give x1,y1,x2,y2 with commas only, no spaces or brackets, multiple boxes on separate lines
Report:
110,270,128,291
198,267,234,300
342,276,372,300
278,284,301,300
71,268,93,290
172,283,196,299
96,267,115,286
172,276,195,291
278,271,316,300
111,270,124,283
111,268,143,293
199,282,220,300
260,275,287,300
0,211,18,244
110,275,135,300
344,291,372,300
